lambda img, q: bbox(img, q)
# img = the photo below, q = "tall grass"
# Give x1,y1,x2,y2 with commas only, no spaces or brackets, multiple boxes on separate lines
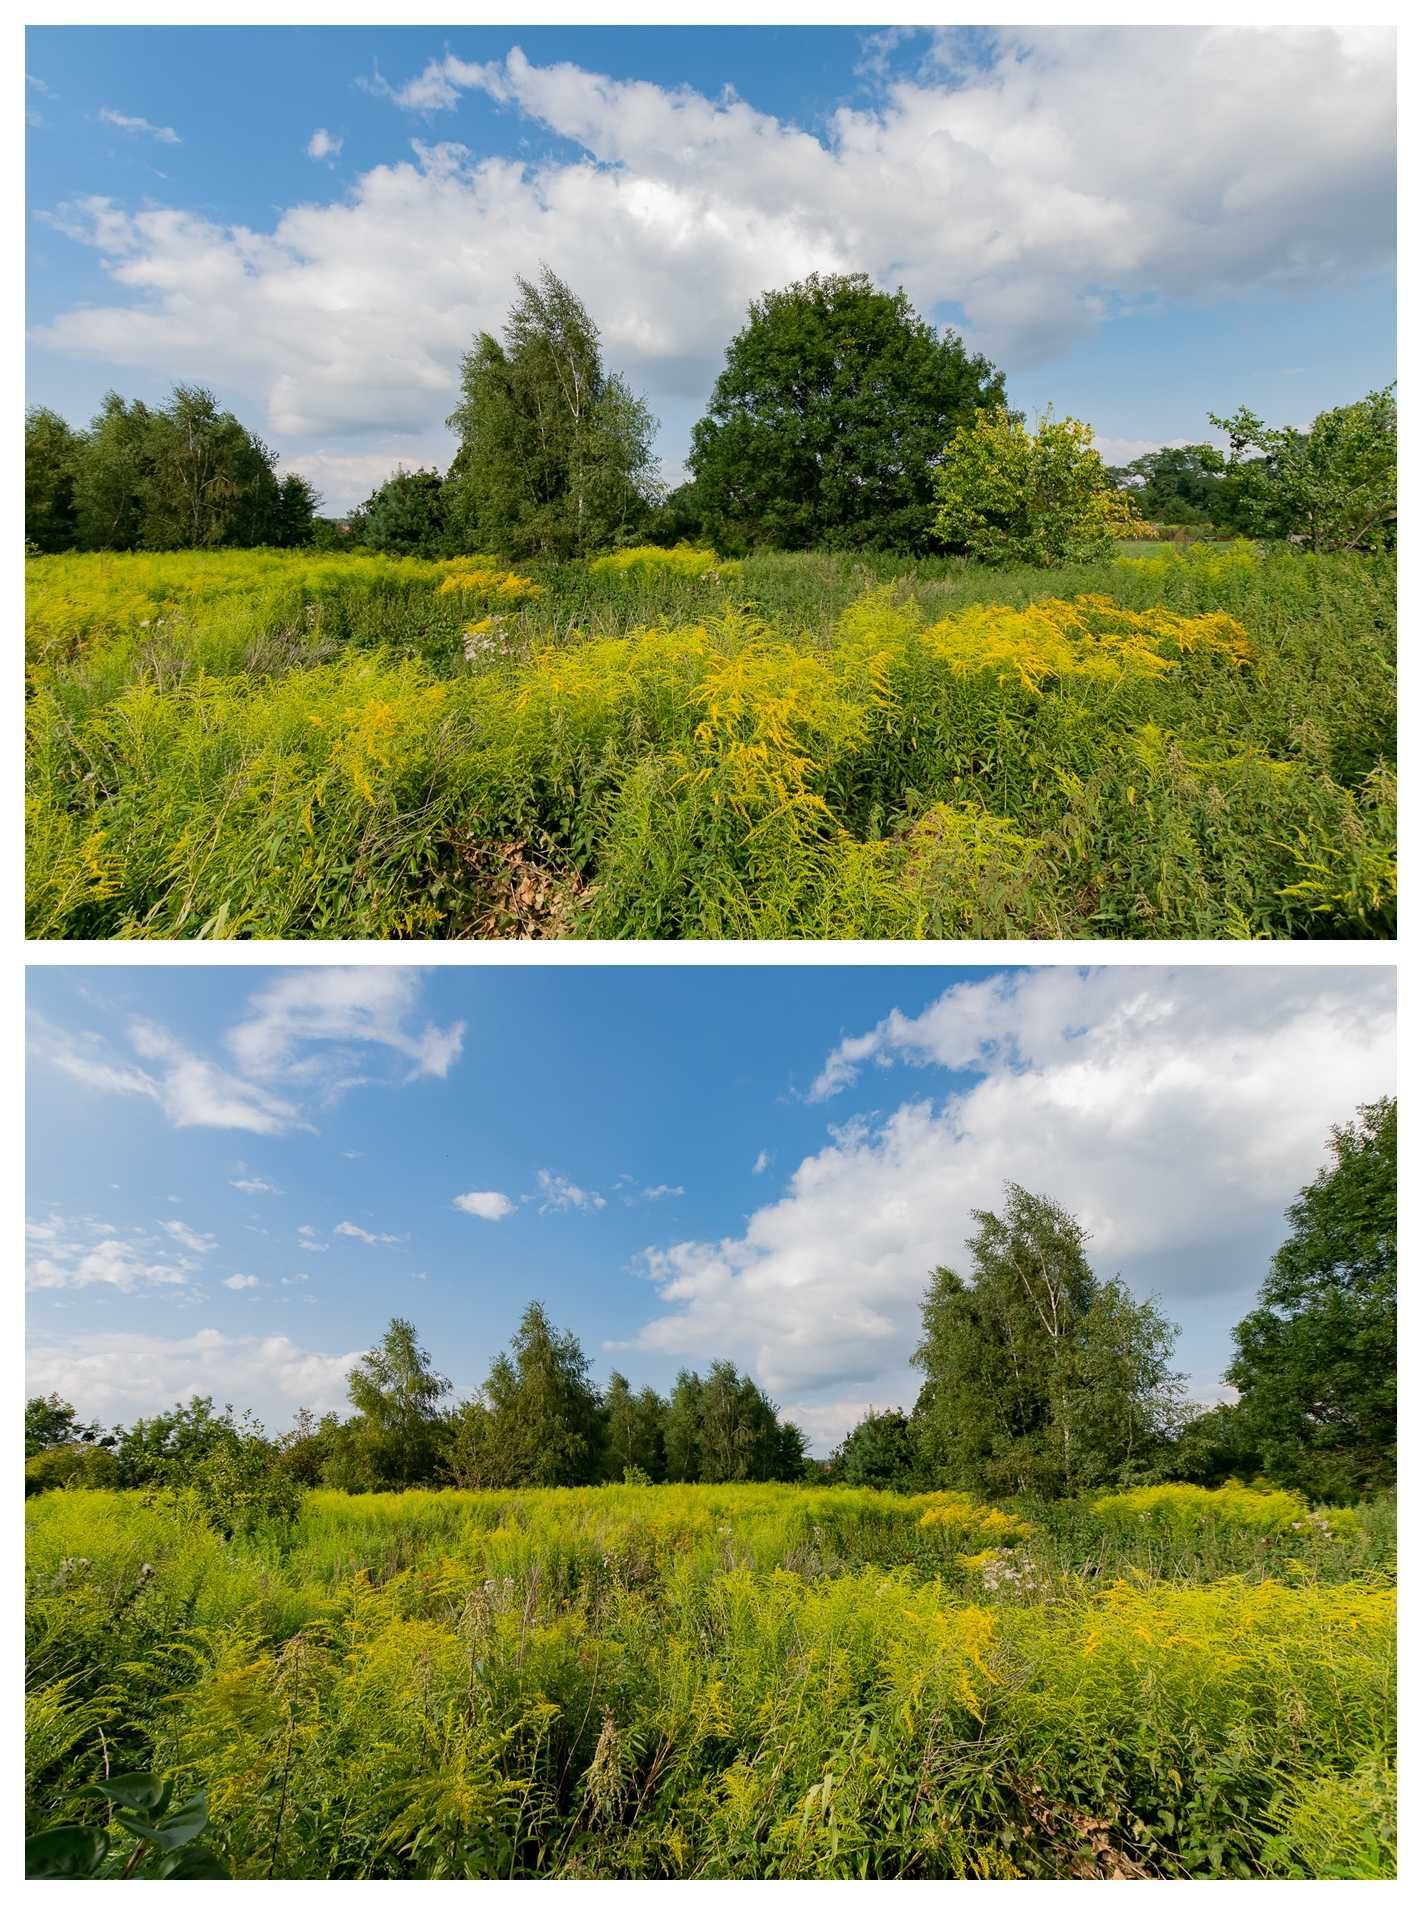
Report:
26,544,1395,939
25,1481,1394,1878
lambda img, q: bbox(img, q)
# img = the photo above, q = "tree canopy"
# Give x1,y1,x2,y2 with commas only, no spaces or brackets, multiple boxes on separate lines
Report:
912,1184,1181,1497
445,266,661,558
26,386,318,553
932,408,1146,566
686,272,1005,553
1226,1098,1396,1499
1208,387,1396,553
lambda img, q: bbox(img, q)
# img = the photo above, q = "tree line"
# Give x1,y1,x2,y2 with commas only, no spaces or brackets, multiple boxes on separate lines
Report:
27,265,1396,563
26,1096,1395,1520
25,385,321,555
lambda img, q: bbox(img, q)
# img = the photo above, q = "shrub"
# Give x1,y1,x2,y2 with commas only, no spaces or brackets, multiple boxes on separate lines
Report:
933,409,1151,566
25,1446,119,1496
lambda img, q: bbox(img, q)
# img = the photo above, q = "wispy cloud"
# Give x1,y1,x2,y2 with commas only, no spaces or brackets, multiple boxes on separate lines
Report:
33,1015,302,1135
334,1219,401,1247
162,1219,217,1255
230,1174,280,1196
306,127,343,161
228,968,465,1090
536,1171,606,1215
99,106,181,144
27,1213,200,1295
34,971,463,1140
223,1273,260,1291
27,1326,363,1429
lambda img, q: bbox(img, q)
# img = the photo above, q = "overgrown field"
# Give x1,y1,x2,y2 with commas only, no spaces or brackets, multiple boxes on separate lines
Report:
26,1481,1395,1878
25,543,1395,939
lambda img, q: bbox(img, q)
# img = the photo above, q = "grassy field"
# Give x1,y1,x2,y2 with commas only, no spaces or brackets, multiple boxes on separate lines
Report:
26,1480,1395,1878
25,542,1395,939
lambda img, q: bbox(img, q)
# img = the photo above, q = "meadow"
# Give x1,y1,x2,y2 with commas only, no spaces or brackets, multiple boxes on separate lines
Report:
26,1480,1395,1879
25,542,1395,940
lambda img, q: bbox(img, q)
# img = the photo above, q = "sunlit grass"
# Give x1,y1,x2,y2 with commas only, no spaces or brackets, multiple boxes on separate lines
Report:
26,543,1395,940
25,1480,1393,1877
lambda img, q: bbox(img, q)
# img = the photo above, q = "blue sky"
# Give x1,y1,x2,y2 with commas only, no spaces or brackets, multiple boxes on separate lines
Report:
27,966,1395,1452
26,24,1395,511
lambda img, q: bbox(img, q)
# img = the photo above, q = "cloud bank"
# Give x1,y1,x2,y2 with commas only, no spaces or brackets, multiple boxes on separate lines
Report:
36,28,1394,504
630,968,1395,1447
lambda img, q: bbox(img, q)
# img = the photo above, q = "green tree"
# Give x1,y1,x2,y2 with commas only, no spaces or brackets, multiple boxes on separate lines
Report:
333,1316,452,1490
1209,387,1396,553
1226,1098,1396,1499
139,384,281,550
912,1185,1181,1497
273,1407,345,1485
25,407,85,552
25,1392,108,1457
687,272,1004,552
112,1396,245,1490
602,1371,668,1482
446,1302,604,1488
73,392,155,551
446,266,660,558
274,472,320,548
933,408,1144,567
663,1370,704,1482
1109,444,1227,526
1149,1402,1261,1486
349,468,450,557
832,1408,919,1491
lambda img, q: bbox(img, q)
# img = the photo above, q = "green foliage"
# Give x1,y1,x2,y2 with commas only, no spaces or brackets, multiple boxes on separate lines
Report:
447,1301,605,1488
25,408,85,553
1109,443,1227,526
27,1774,229,1879
349,468,451,558
25,1445,120,1496
688,272,1004,552
913,1185,1182,1497
25,1481,1394,1878
44,384,299,554
932,407,1145,565
1227,1098,1396,1500
333,1318,452,1491
112,1396,246,1490
1209,387,1396,553
832,1408,920,1490
26,1391,108,1456
602,1373,669,1482
26,544,1395,940
446,267,660,558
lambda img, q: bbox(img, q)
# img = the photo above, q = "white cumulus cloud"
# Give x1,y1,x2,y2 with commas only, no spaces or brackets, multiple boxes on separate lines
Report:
35,27,1392,506
630,968,1395,1440
453,1190,516,1221
26,1327,363,1430
306,127,343,162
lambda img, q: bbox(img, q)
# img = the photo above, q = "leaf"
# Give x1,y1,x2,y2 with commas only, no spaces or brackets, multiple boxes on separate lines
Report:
25,1824,108,1879
81,1771,169,1814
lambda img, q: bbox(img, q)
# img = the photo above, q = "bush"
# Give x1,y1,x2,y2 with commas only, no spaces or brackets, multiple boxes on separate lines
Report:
25,1447,119,1496
933,409,1150,566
